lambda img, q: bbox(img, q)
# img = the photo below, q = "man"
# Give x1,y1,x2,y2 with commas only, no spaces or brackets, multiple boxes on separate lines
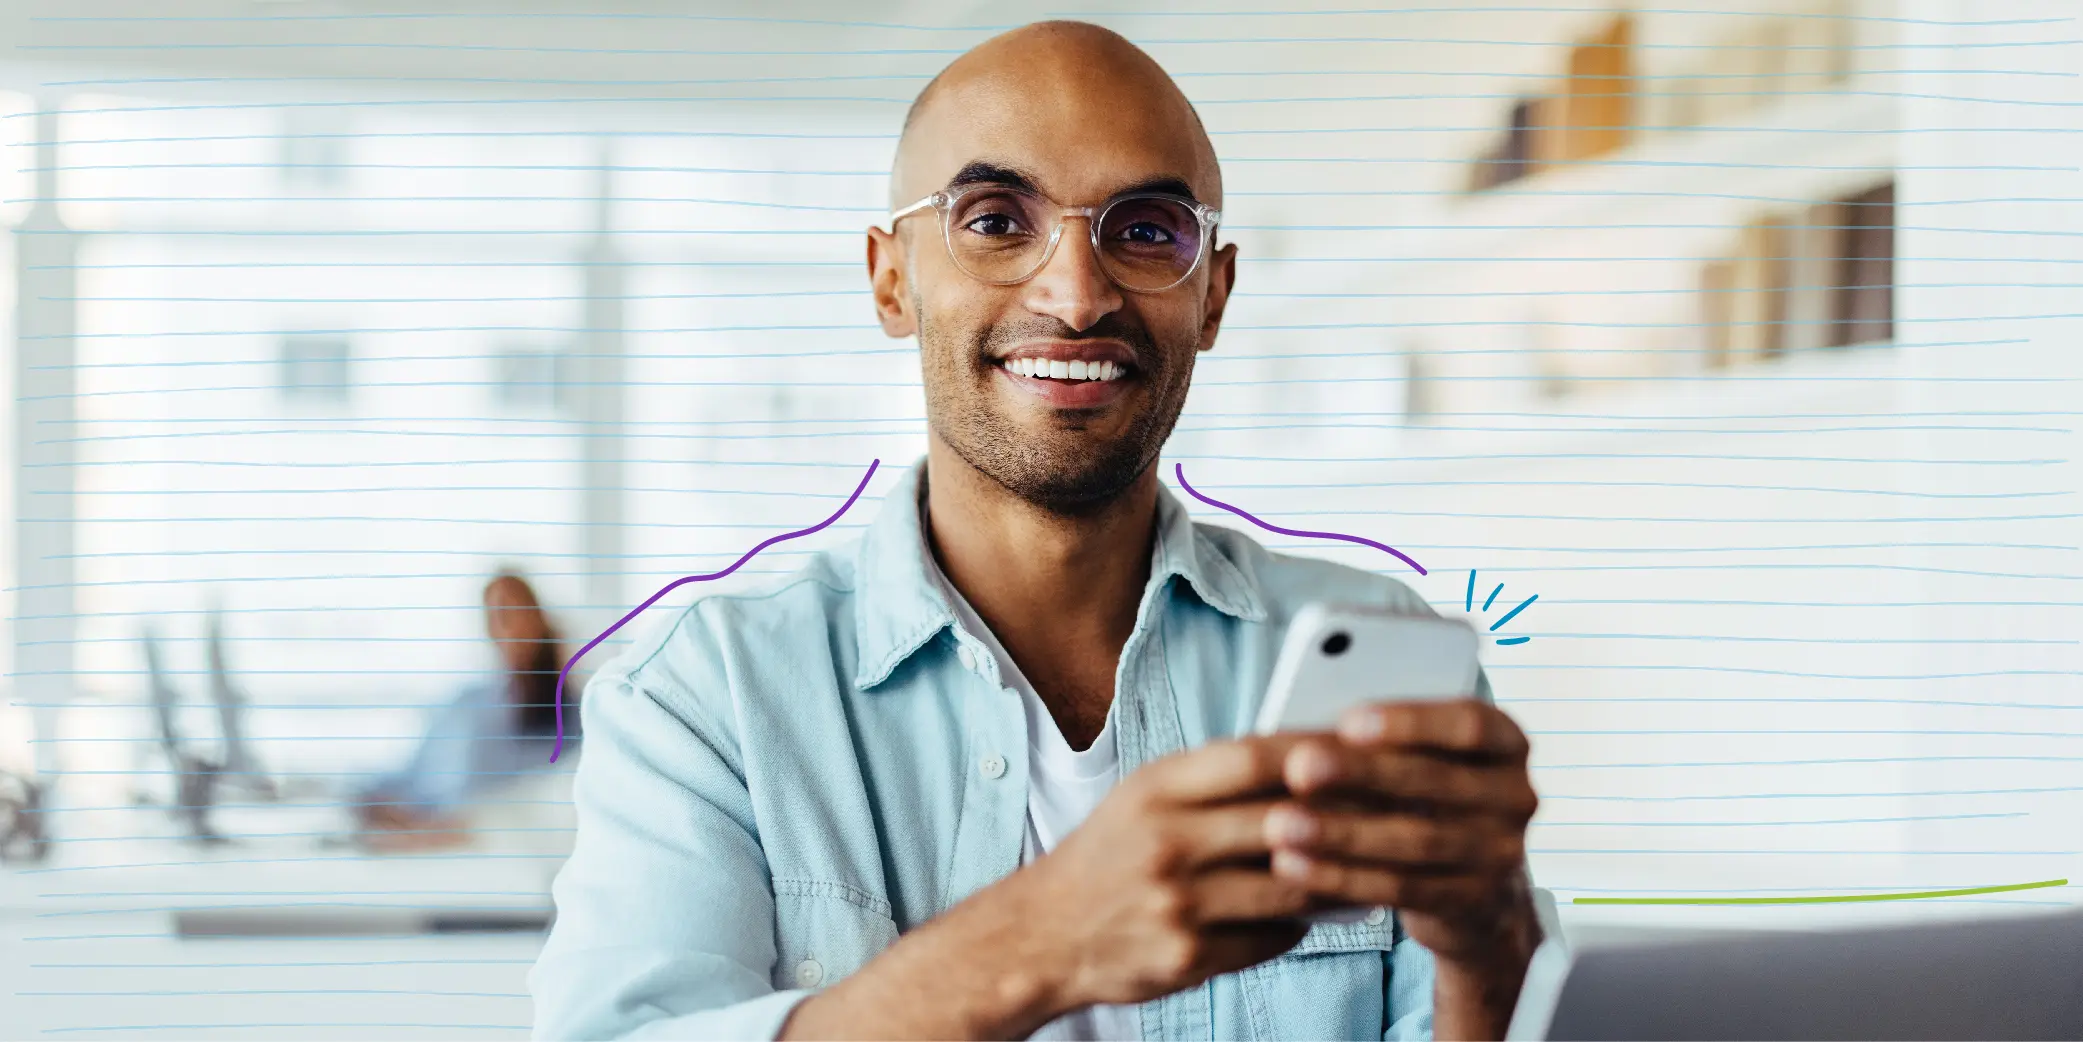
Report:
531,21,1543,1041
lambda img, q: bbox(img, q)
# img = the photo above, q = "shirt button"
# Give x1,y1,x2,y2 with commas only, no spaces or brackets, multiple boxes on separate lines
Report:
979,753,1007,780
956,645,978,672
794,958,824,988
1364,906,1388,926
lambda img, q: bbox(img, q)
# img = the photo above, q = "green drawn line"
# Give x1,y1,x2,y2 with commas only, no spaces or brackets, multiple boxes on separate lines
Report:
1573,878,2068,906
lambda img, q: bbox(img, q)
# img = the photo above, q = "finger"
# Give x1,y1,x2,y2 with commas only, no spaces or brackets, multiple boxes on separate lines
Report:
1271,851,1501,910
1140,735,1307,805
1337,700,1530,759
1284,740,1539,817
1159,801,1286,866
1186,867,1314,924
1193,920,1312,977
1264,805,1526,870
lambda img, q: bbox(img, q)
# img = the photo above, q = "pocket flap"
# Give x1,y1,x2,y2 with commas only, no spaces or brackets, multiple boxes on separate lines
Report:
1287,908,1398,957
770,879,900,990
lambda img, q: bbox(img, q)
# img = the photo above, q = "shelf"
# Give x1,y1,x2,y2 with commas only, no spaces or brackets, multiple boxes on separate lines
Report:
1377,89,1896,286
1381,341,1903,478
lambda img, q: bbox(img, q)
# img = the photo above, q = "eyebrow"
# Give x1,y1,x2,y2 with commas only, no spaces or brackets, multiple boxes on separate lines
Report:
1114,176,1200,203
944,162,1202,205
946,161,1041,194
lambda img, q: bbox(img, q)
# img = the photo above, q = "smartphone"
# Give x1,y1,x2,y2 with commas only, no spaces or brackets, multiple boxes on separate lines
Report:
1254,604,1481,924
1254,602,1481,736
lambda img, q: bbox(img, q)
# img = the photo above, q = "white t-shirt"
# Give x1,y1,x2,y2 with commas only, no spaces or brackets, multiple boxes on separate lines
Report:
932,560,1142,1042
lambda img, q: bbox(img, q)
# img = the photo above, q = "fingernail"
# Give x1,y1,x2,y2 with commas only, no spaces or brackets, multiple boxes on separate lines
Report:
1271,849,1312,880
1340,708,1387,743
1287,744,1339,790
1266,805,1318,847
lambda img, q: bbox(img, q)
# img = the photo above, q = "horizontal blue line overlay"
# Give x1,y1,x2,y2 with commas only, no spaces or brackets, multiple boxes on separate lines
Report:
23,8,2066,27
27,960,535,968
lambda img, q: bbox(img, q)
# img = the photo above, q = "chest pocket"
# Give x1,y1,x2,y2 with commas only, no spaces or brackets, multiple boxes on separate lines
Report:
770,879,901,992
1238,914,1401,1042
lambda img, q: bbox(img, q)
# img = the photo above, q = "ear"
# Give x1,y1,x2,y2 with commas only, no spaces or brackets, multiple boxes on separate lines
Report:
1196,240,1239,353
866,224,917,338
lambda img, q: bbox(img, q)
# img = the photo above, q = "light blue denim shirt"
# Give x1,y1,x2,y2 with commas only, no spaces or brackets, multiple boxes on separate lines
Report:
530,463,1494,1041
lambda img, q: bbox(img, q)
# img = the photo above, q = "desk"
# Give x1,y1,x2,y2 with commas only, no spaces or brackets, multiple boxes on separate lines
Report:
3,908,541,1040
3,783,570,1040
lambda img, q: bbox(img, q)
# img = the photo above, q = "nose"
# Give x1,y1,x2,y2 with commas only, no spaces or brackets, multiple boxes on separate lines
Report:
1020,216,1123,332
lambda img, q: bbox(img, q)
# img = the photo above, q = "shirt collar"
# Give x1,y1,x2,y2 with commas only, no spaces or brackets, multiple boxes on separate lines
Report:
850,459,1266,690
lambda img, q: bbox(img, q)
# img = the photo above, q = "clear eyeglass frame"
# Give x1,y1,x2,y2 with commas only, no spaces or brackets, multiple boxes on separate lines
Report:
886,182,1223,294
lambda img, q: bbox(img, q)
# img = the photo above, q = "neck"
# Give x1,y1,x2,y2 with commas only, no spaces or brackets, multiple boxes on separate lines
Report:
922,436,1157,748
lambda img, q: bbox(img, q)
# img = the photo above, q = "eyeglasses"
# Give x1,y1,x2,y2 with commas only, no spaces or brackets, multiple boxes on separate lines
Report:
887,183,1222,294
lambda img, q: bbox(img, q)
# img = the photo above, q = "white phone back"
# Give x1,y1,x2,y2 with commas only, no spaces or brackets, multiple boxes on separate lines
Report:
1253,604,1481,735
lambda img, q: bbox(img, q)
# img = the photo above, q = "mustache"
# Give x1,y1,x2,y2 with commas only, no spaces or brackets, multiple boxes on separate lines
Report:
977,314,1158,365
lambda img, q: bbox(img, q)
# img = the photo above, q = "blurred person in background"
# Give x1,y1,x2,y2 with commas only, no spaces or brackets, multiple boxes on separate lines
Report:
353,569,579,852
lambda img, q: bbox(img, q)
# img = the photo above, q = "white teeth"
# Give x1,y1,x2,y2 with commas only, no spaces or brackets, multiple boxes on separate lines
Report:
1003,357,1126,382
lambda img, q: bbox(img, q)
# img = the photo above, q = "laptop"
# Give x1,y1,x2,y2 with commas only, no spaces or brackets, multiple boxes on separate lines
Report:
1508,908,2083,1040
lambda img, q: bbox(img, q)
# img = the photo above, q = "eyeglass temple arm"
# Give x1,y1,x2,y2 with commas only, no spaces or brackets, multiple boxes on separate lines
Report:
884,194,940,232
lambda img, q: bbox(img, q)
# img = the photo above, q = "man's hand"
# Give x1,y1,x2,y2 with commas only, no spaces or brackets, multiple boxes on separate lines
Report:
1262,699,1542,1039
782,736,1314,1040
1015,736,1317,1007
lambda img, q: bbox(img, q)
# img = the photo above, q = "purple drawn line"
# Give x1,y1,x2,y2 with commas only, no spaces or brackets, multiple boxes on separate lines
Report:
1490,593,1539,632
549,458,881,762
1173,462,1425,576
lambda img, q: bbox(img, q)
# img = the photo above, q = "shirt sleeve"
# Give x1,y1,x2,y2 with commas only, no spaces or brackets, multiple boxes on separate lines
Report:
528,657,811,1041
1383,911,1439,1041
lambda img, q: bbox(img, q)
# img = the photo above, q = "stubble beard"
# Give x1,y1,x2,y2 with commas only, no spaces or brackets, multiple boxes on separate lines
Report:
919,307,1195,517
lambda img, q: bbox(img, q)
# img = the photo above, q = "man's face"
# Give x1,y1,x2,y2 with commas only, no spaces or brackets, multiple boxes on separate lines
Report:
870,56,1236,514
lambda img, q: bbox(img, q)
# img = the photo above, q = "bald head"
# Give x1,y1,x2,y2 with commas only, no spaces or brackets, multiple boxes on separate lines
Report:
866,21,1239,517
890,21,1221,212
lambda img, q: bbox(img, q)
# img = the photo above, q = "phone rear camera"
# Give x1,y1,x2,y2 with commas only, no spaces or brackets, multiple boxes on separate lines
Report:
1321,632,1351,656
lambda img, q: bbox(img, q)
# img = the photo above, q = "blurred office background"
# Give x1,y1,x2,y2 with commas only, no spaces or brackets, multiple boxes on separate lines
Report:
1,0,2078,1037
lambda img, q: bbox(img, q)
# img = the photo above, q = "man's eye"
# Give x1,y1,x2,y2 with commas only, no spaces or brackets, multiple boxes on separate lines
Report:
1116,222,1175,245
965,213,1023,236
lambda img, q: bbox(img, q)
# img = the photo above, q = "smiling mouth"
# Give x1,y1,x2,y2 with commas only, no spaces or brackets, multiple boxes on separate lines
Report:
996,357,1131,383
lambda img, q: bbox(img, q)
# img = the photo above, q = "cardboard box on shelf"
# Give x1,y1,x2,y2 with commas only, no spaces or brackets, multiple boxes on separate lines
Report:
1557,13,1635,161
1782,201,1845,354
1750,18,1794,110
1727,214,1793,361
1784,9,1847,96
1834,182,1895,347
1693,31,1755,126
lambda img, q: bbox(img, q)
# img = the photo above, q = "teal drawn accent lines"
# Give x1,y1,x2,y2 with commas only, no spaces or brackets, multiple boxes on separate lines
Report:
1467,570,1539,644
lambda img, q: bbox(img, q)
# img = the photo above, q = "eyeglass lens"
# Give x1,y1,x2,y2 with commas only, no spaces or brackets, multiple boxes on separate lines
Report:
945,188,1204,290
